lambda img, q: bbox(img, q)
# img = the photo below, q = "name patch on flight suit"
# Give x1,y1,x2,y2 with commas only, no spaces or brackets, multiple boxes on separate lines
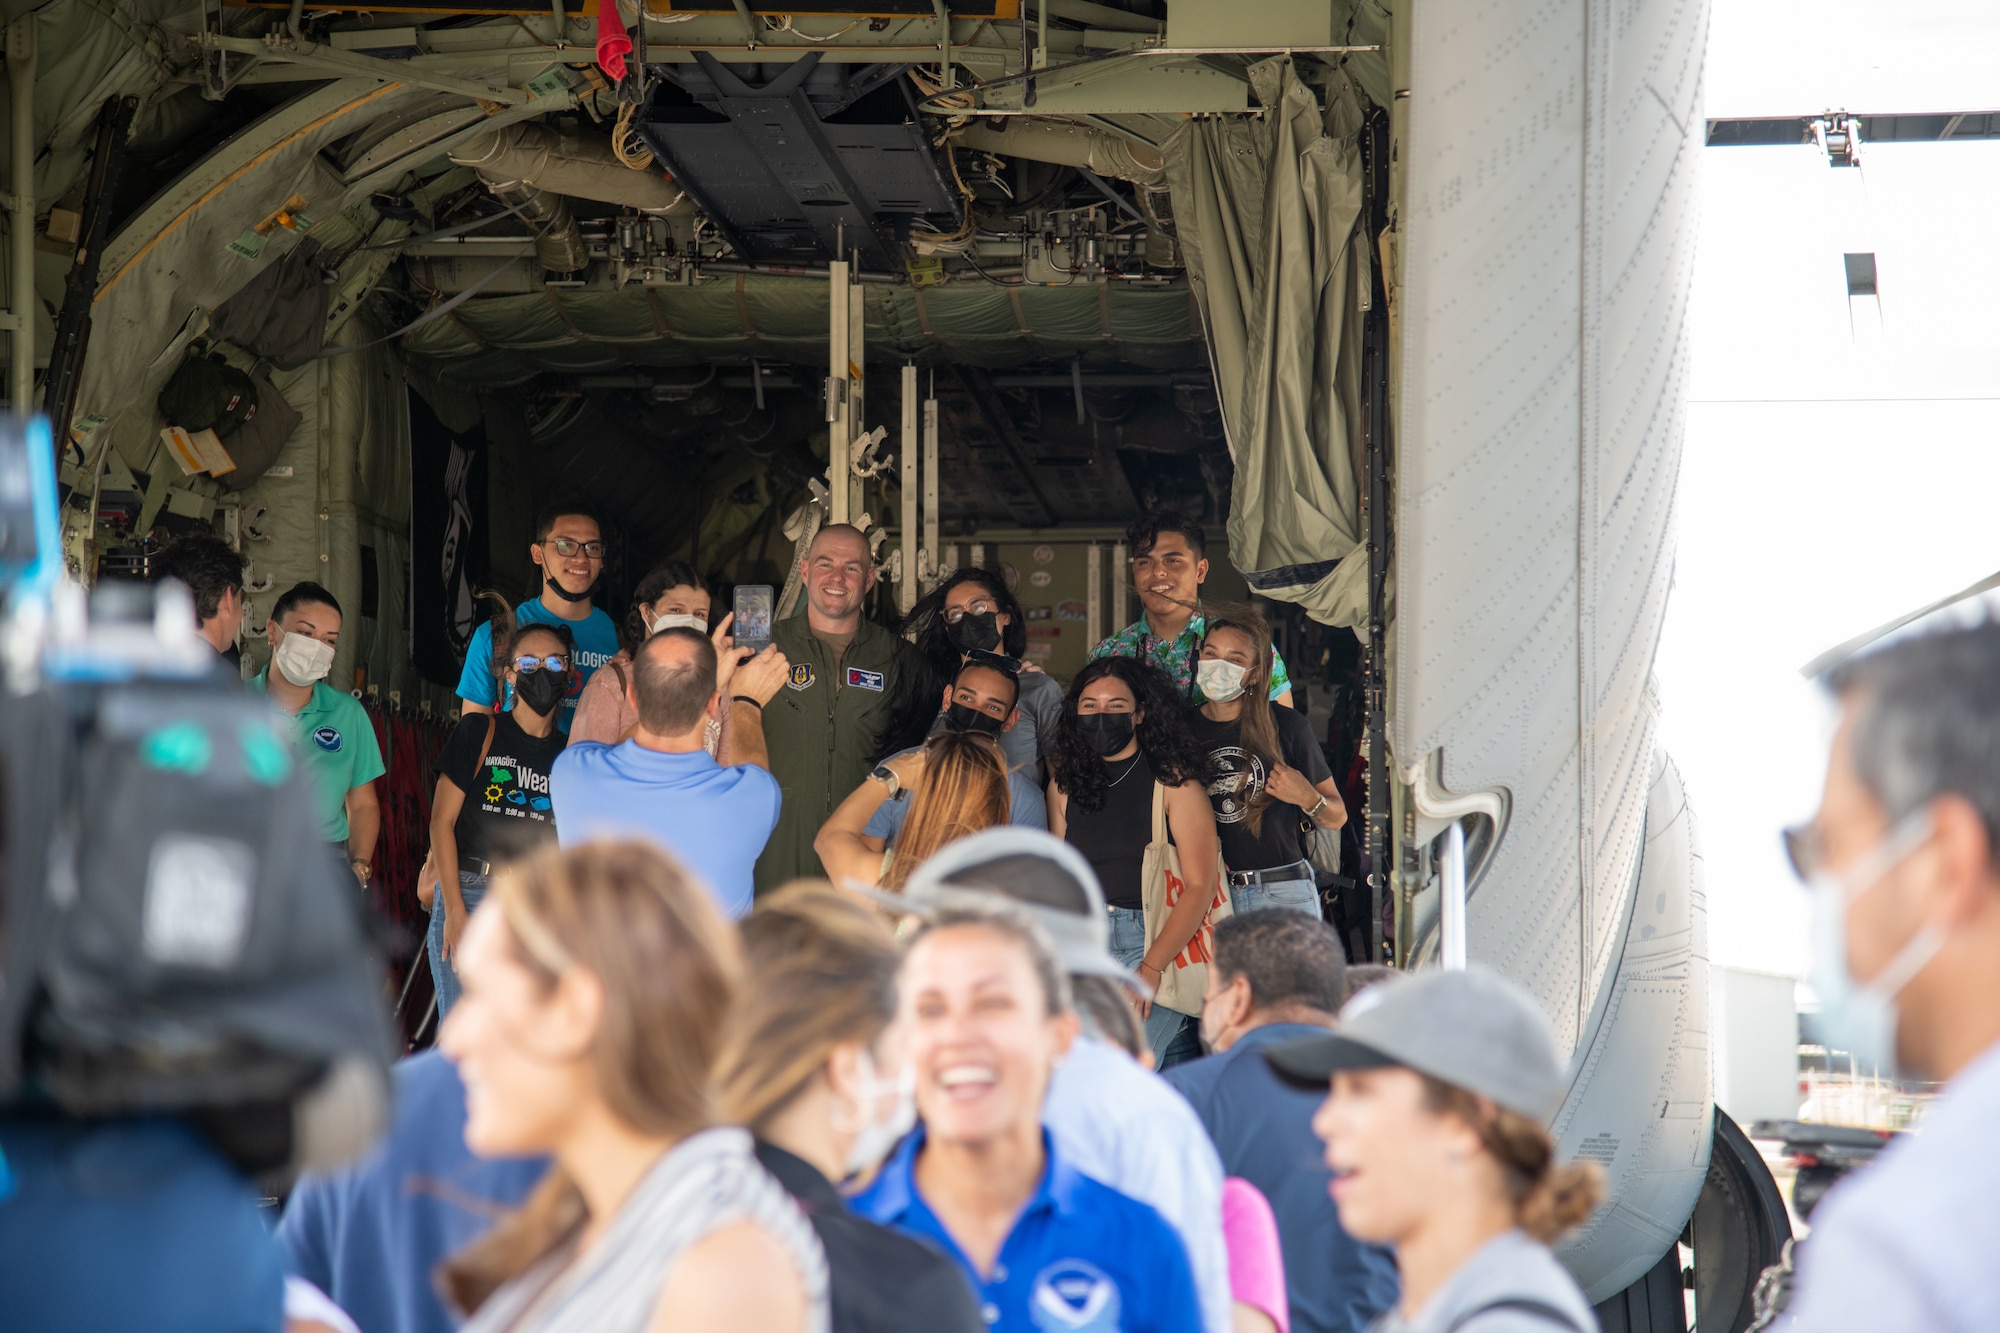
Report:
846,667,884,691
787,663,816,690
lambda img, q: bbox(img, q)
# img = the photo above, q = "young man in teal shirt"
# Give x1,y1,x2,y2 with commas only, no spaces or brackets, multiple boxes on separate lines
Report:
456,500,620,734
251,582,384,888
1087,511,1295,707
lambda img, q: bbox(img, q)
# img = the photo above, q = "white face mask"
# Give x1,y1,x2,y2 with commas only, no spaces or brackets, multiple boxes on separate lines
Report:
272,627,336,687
1807,807,1942,1079
843,1049,918,1180
650,611,707,635
1196,657,1248,703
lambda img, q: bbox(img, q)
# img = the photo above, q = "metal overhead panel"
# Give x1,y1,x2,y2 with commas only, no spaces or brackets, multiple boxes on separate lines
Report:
637,54,955,267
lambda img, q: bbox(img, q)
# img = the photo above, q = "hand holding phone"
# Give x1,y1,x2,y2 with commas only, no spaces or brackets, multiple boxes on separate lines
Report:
733,584,775,654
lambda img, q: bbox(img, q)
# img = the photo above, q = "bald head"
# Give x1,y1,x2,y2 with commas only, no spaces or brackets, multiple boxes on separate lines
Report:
632,627,718,734
803,523,875,625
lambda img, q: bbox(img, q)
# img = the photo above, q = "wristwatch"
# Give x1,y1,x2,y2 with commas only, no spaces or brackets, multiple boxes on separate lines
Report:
869,764,903,800
350,858,373,886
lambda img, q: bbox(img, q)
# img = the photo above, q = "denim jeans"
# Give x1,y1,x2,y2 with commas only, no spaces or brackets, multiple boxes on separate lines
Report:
1106,906,1203,1070
1229,875,1322,919
428,871,488,1021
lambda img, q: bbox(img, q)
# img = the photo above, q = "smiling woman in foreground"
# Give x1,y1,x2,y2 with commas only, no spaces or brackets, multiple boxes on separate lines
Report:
850,903,1199,1333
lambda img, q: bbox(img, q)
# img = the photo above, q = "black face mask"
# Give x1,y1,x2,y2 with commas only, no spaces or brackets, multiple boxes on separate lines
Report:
948,610,1002,654
1077,712,1135,757
944,700,1006,737
514,668,569,716
544,573,596,604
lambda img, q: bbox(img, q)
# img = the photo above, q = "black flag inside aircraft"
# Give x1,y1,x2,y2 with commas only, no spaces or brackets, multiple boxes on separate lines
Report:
408,389,488,686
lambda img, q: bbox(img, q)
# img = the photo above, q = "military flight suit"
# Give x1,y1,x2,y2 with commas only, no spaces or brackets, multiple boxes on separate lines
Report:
754,612,915,893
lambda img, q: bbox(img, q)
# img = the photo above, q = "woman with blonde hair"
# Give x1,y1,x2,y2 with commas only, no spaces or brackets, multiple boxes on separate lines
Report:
716,885,985,1333
814,730,1011,893
437,840,827,1333
1268,967,1602,1333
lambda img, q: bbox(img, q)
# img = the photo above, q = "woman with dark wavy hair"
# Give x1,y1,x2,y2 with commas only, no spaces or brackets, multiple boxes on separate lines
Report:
1047,656,1219,1068
898,568,1064,785
570,562,716,747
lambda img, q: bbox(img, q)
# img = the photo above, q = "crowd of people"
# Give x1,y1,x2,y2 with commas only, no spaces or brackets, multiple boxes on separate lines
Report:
11,499,1996,1333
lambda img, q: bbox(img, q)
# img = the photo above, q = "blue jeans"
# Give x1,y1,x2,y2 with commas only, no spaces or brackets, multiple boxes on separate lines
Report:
1230,875,1322,919
1106,906,1203,1070
428,871,488,1021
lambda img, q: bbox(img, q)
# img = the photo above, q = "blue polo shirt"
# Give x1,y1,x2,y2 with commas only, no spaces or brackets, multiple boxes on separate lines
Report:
456,599,620,734
550,740,781,919
1166,1024,1400,1333
852,1128,1198,1333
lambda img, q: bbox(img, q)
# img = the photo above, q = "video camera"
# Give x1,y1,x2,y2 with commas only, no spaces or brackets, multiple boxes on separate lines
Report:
0,418,392,1183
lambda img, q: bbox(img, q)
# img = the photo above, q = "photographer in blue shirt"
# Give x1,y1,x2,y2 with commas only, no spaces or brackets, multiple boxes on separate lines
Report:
851,900,1198,1333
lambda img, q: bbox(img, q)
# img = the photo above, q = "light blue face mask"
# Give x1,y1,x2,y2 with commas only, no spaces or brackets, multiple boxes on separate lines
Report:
1805,807,1942,1079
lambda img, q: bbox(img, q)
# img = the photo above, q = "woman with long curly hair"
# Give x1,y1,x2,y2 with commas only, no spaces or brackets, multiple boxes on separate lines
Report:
1047,655,1219,1068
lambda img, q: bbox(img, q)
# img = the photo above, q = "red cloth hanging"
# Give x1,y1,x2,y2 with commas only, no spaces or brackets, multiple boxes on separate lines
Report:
597,0,632,83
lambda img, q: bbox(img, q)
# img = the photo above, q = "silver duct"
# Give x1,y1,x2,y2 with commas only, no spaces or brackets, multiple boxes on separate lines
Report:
449,122,687,212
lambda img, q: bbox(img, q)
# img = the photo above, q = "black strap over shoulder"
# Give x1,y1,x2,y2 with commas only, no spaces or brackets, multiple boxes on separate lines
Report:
1442,1297,1590,1333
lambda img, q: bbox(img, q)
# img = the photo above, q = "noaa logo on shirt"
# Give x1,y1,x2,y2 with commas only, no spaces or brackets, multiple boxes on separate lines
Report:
310,726,342,753
845,666,884,691
787,663,816,690
1030,1260,1121,1332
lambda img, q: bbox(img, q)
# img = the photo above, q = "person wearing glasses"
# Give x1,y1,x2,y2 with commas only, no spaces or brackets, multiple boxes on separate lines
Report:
902,568,1065,786
1778,622,2000,1332
424,599,575,1017
455,499,620,735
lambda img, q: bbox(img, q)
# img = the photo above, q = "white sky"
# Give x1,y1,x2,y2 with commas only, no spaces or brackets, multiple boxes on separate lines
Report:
1657,2,2000,976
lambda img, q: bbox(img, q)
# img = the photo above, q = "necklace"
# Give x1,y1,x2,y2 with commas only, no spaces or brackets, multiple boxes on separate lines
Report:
1105,753,1141,788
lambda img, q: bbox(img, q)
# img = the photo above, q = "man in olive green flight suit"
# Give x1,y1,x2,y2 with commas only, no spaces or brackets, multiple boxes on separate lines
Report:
754,523,916,893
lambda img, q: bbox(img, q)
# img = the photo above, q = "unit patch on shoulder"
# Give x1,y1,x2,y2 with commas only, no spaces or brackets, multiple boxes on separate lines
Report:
787,663,816,690
845,667,884,691
310,726,343,753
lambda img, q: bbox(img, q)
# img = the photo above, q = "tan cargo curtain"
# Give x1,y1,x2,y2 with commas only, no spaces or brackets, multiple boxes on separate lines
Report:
1166,58,1368,630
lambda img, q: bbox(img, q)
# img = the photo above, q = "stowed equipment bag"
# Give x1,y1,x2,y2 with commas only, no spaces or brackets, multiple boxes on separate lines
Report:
0,671,394,1181
157,345,259,438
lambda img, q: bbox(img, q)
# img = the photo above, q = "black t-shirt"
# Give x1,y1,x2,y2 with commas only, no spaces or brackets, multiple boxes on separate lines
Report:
1188,705,1333,873
436,712,566,865
755,1141,986,1333
1062,750,1156,911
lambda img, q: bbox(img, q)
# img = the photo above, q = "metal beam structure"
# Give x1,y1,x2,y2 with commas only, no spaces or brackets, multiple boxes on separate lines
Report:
899,362,919,615
6,19,33,417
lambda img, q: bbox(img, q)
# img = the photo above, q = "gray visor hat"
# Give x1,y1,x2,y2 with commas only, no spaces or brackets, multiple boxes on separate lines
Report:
1264,964,1568,1120
849,827,1146,993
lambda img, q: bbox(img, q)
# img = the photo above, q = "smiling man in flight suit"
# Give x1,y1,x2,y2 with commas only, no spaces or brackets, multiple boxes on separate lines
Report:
755,524,916,892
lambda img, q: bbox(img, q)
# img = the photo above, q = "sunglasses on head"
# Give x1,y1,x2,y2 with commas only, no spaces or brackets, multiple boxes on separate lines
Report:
514,654,570,674
542,537,605,559
964,648,1022,676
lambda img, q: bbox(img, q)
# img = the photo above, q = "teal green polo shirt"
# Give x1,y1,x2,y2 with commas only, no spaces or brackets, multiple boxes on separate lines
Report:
251,669,385,842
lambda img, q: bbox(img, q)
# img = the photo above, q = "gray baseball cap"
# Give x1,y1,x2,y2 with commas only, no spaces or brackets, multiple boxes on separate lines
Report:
852,827,1145,993
1264,964,1568,1119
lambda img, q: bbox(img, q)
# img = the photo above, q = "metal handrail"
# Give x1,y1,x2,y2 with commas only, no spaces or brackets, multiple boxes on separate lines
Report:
1440,821,1467,970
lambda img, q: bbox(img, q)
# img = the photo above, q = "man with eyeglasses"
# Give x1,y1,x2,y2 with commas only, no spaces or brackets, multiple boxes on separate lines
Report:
1780,622,2000,1332
455,500,620,734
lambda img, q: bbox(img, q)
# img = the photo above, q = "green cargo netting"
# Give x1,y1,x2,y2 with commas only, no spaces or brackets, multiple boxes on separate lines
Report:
400,275,1210,383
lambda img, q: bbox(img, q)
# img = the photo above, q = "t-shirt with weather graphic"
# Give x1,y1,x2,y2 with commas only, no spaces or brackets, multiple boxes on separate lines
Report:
436,712,567,866
1186,705,1333,874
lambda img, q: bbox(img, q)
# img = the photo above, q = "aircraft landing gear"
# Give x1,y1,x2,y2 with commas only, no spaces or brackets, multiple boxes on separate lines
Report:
1596,1109,1793,1333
